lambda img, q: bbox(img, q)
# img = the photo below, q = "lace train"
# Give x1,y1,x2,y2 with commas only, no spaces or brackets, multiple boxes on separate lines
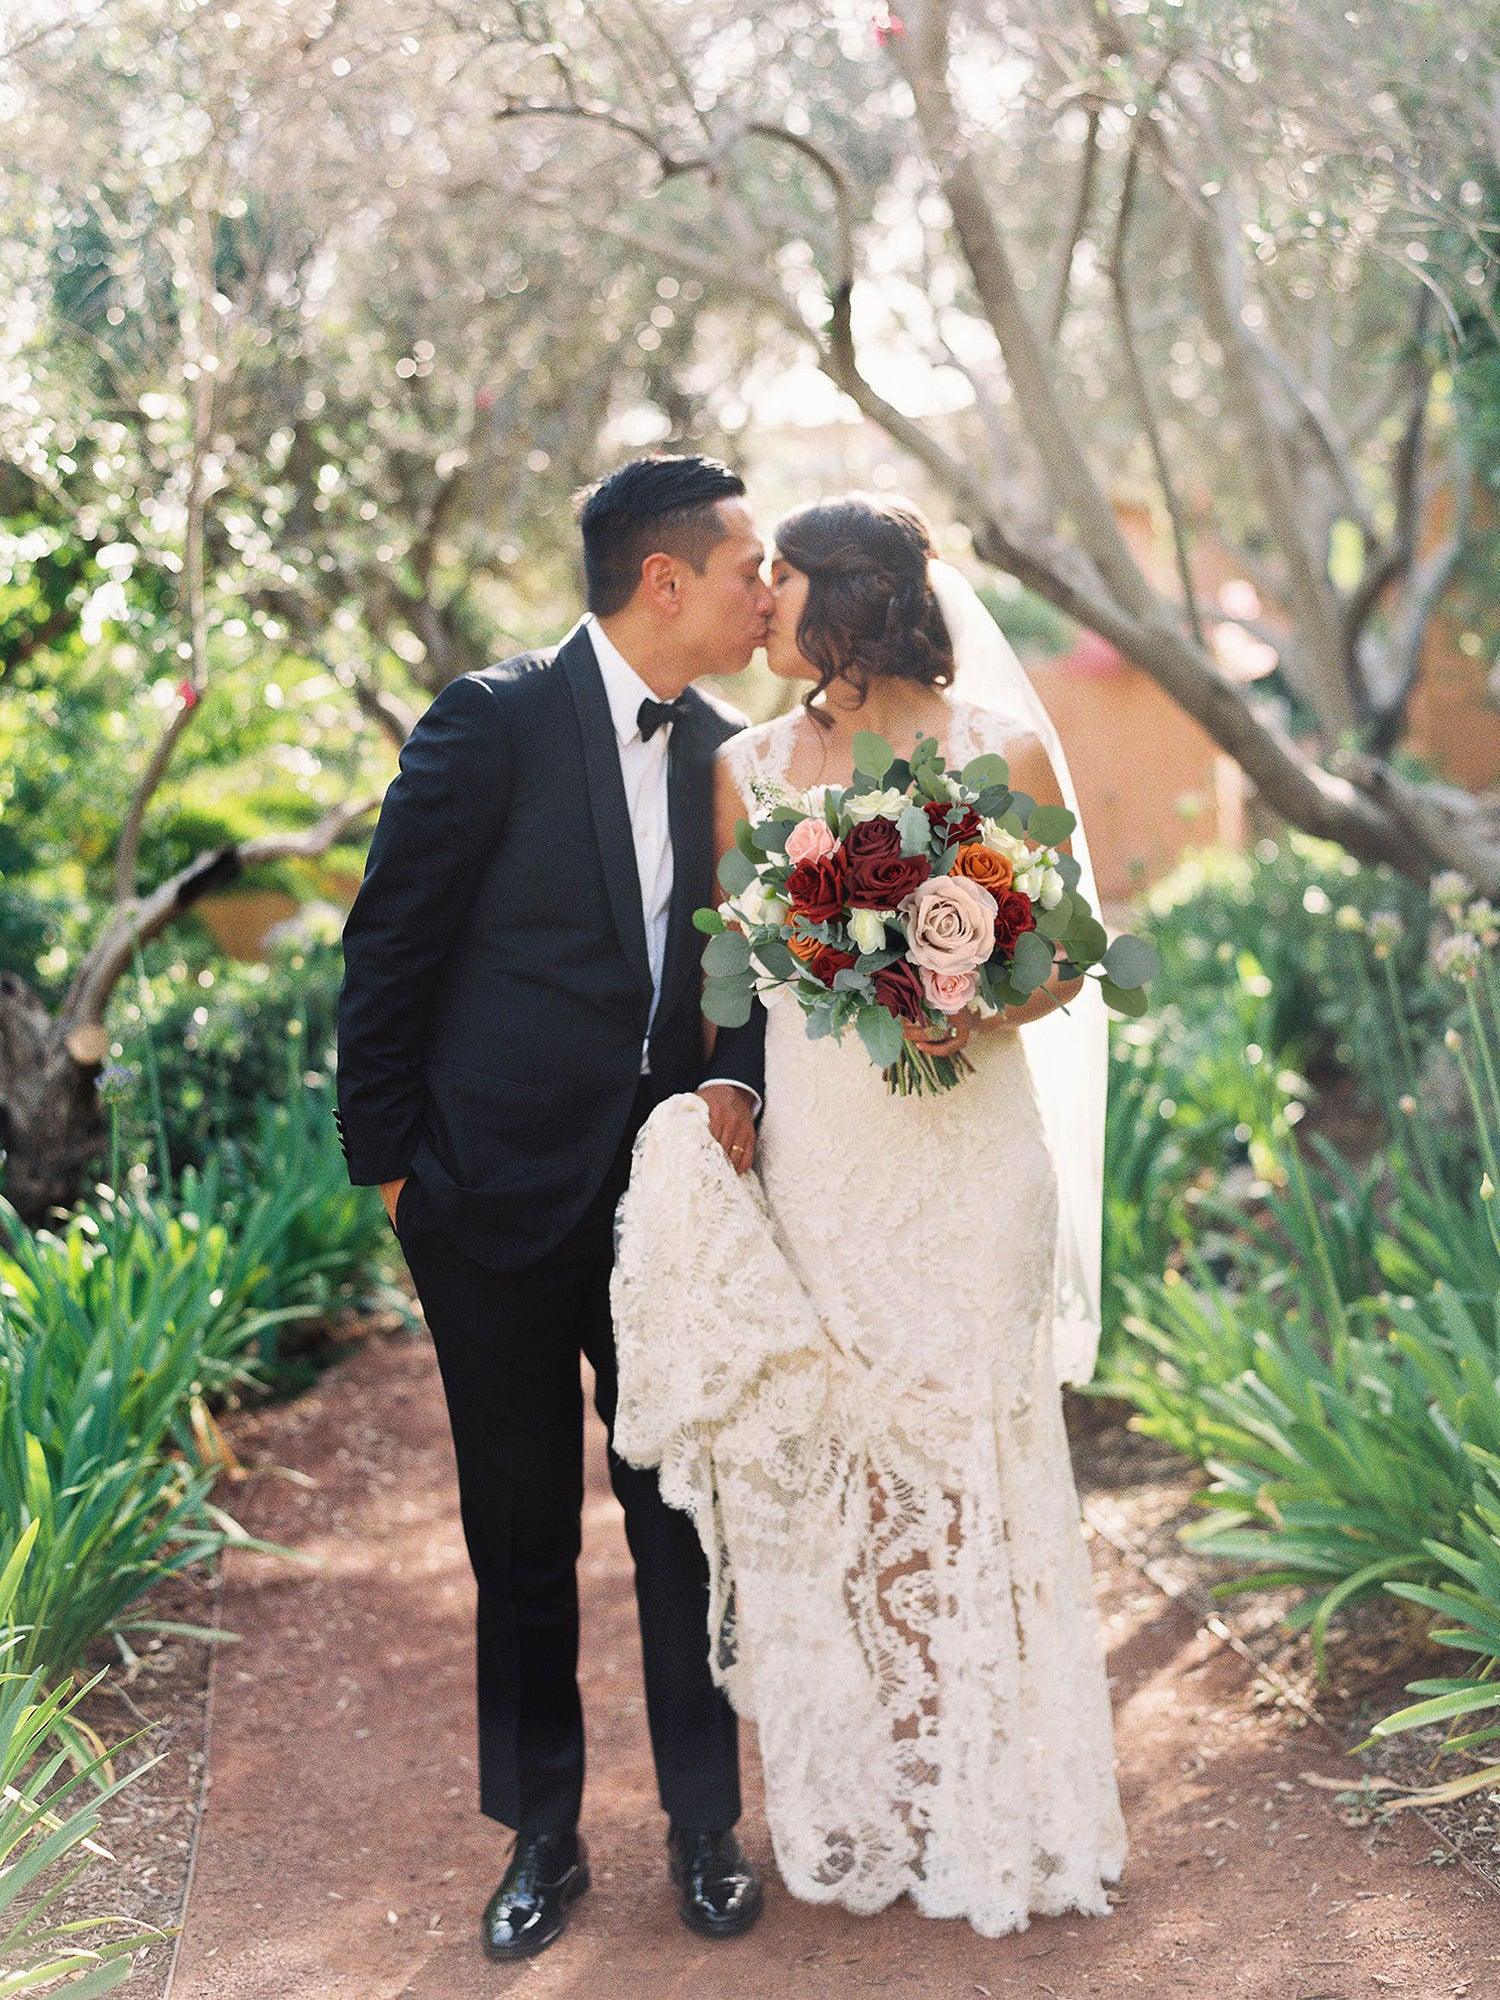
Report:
610,707,1128,1936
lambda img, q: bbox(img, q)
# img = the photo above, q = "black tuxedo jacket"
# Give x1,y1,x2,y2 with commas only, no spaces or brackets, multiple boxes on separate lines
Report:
334,625,766,1271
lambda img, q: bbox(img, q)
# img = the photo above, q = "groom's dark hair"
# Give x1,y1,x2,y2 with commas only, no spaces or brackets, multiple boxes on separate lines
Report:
575,454,746,617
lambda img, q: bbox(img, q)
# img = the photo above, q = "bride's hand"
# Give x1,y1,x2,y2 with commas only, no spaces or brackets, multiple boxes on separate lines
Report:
903,1011,973,1059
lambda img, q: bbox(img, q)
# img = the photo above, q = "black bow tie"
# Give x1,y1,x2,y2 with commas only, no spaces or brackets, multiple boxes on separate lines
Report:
637,694,692,742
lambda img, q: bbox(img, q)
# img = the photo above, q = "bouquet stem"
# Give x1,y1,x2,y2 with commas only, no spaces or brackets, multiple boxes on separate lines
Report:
884,1042,976,1097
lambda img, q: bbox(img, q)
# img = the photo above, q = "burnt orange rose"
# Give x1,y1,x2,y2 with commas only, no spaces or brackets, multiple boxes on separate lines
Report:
951,844,1014,894
786,927,823,963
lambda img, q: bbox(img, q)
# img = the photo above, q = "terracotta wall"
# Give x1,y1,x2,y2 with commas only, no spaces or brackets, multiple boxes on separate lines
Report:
1029,644,1246,906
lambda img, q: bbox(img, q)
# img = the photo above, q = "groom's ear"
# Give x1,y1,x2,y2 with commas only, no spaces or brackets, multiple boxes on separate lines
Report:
639,551,684,617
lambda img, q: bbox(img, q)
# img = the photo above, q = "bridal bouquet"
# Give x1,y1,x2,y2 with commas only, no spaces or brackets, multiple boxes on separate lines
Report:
695,730,1158,1094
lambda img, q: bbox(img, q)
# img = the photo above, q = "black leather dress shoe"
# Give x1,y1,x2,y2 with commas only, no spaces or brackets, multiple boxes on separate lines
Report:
481,1832,590,1961
666,1827,764,1938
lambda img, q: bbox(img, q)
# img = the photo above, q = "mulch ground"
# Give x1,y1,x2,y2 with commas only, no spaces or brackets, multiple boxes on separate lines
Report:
146,1321,1500,2000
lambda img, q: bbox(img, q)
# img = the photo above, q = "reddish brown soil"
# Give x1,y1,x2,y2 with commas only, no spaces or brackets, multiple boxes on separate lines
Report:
167,1329,1500,2000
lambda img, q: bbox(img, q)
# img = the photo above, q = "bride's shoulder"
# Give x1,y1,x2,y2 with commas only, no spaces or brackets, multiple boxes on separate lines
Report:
947,696,1043,756
716,708,799,766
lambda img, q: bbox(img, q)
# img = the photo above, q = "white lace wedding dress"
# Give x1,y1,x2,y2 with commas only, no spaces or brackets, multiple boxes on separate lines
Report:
611,705,1128,1938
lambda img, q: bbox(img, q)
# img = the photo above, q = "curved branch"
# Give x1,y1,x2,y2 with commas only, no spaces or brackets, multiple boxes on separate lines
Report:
62,796,380,1036
1106,117,1204,644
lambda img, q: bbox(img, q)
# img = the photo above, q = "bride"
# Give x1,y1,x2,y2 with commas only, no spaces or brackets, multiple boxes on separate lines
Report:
610,493,1128,1938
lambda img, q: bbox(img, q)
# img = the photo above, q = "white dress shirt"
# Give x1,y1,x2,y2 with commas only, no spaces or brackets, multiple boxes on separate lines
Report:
585,617,758,1112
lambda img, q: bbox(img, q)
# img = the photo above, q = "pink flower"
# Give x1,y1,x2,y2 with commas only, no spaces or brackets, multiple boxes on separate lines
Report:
785,816,836,866
898,873,998,975
920,965,978,1015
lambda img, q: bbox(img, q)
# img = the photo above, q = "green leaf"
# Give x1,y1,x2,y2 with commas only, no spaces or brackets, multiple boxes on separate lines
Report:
1008,929,1055,993
855,1002,906,1070
1026,803,1076,846
701,979,753,1029
1033,893,1075,940
973,784,1013,819
734,819,761,862
1102,933,1160,990
961,753,1010,789
717,847,758,897
692,907,727,936
1067,912,1109,963
898,804,932,856
755,938,798,980
703,930,752,977
1099,975,1149,1018
851,731,894,780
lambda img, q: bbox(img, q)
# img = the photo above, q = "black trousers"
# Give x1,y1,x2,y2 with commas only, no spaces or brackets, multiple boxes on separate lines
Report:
397,1079,741,1842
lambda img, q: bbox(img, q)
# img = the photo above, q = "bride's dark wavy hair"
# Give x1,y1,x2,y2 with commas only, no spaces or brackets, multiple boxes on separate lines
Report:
772,493,956,726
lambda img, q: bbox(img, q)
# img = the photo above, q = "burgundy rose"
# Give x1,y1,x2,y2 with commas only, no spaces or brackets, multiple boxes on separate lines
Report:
845,847,931,909
808,944,857,988
842,815,935,909
923,800,982,848
841,817,903,864
787,853,847,925
992,887,1038,954
872,959,927,1024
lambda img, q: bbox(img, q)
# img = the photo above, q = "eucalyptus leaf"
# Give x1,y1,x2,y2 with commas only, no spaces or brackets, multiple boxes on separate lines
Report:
703,930,753,977
898,804,932,856
973,784,1013,819
1033,892,1075,940
856,1002,906,1070
692,908,726,936
1099,975,1149,1018
1008,928,1056,993
1056,853,1083,892
1067,912,1109,963
701,978,754,1029
851,731,895,780
1102,933,1161,989
755,938,799,980
806,1008,835,1040
717,847,758,897
831,967,874,996
1027,803,1076,846
1008,791,1036,823
961,753,1010,789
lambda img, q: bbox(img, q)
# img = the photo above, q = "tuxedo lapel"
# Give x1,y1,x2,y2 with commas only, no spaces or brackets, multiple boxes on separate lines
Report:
559,627,653,999
661,704,714,1021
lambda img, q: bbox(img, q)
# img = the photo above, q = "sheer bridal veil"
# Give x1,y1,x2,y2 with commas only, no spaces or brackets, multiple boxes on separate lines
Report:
928,560,1108,1389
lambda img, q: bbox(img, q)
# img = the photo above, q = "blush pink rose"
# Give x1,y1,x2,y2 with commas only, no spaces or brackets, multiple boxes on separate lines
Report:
898,873,998,975
785,816,836,866
919,964,978,1015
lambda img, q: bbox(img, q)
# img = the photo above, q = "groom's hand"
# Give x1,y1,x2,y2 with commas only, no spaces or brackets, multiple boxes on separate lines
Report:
379,1175,407,1226
697,1083,757,1175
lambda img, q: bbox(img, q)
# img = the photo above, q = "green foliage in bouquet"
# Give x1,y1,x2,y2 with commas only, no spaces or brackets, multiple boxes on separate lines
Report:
696,731,1159,1095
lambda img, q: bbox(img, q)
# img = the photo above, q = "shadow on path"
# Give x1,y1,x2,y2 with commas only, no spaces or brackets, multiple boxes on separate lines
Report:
170,1330,1500,2000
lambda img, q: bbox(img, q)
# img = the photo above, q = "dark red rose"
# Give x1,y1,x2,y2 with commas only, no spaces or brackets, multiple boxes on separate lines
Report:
923,800,981,848
841,816,903,863
872,959,927,1024
993,887,1038,953
808,944,857,987
786,853,846,924
845,850,930,909
840,815,930,907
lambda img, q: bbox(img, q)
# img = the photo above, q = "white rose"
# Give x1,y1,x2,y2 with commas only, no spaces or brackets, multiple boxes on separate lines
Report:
849,908,886,955
1038,867,1064,909
845,787,908,824
736,879,769,926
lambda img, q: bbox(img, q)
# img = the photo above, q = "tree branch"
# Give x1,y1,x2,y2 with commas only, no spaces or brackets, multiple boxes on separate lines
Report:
61,796,381,1040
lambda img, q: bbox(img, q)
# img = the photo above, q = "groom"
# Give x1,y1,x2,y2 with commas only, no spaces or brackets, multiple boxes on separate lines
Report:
334,455,771,1960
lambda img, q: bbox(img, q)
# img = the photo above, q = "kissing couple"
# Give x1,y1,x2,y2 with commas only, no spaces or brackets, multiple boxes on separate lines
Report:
335,453,1128,1962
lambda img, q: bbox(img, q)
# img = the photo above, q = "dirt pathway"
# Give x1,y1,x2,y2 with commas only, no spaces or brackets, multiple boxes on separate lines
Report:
169,1329,1499,2000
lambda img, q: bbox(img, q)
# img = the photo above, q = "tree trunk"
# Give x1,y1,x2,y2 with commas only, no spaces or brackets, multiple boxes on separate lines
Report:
0,972,108,1233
